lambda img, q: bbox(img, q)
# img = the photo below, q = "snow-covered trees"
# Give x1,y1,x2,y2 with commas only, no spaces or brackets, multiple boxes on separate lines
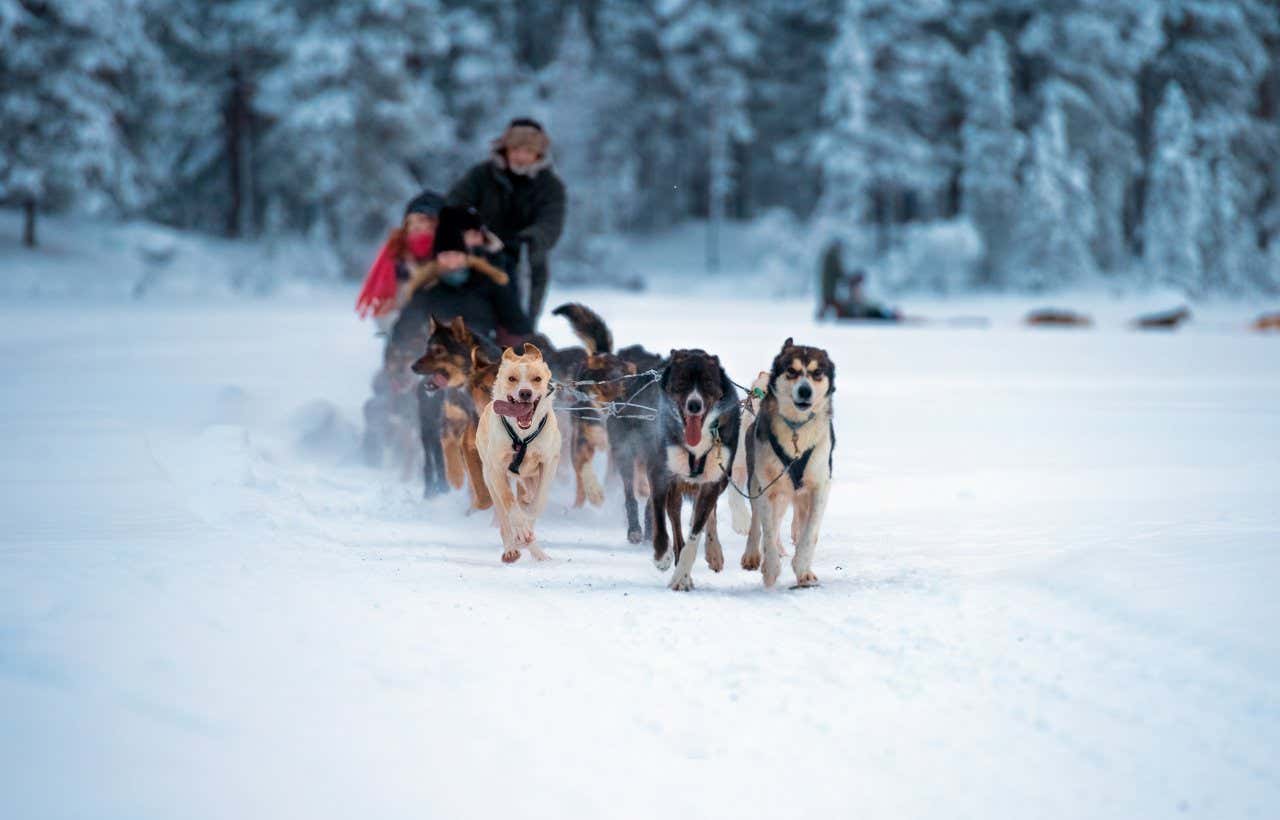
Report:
1012,85,1097,290
817,0,871,239
255,1,453,263
0,0,153,246
959,31,1024,286
2,0,1279,294
1143,83,1202,293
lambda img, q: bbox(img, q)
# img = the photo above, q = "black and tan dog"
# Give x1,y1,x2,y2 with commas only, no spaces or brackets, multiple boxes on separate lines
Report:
411,316,502,508
645,349,741,591
740,338,836,588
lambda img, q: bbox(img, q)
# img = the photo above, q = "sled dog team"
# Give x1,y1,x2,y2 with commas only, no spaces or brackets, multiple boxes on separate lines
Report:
410,304,836,591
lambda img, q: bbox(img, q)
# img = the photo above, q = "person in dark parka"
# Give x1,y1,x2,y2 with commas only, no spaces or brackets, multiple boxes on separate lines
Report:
447,117,567,327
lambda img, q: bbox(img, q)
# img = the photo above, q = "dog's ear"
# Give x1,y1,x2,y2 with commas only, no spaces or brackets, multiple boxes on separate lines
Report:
449,315,467,339
472,346,493,369
660,363,672,391
782,337,794,351
502,346,519,362
522,342,542,360
826,358,836,396
427,315,438,336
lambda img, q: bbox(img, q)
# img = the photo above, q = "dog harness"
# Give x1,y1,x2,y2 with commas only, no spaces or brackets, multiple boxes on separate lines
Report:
500,414,548,475
766,412,816,489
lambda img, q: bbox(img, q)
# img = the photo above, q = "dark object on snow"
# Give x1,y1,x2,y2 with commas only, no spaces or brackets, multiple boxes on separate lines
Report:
404,190,445,218
1132,306,1191,330
1253,312,1280,332
447,120,567,326
1025,308,1093,327
817,246,902,322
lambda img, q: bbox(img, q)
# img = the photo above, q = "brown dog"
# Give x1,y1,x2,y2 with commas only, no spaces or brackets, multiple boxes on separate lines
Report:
476,344,561,562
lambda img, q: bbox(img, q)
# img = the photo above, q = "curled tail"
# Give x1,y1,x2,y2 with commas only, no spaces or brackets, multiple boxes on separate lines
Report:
552,303,613,354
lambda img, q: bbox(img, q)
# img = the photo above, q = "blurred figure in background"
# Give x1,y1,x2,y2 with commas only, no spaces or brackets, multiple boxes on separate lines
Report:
817,238,901,322
448,117,566,327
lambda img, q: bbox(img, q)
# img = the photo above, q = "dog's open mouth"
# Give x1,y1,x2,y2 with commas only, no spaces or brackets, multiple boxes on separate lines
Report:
683,412,704,447
419,371,450,391
494,396,541,429
793,399,813,411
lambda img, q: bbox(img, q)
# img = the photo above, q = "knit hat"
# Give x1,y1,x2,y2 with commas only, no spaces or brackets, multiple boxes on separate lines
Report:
499,117,550,157
404,189,445,219
432,206,470,256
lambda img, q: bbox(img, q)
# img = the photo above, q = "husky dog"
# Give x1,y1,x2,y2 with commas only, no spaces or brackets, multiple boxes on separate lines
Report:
476,344,562,562
741,338,836,588
645,349,741,591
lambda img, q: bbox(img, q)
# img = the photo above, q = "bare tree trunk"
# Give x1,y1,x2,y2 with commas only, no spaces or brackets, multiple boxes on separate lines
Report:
223,66,254,238
22,198,36,248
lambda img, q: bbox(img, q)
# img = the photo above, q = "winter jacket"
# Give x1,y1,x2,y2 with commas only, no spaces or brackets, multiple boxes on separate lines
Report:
395,259,532,341
447,155,567,323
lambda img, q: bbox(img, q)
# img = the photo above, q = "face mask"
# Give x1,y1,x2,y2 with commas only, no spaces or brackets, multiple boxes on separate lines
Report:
407,232,433,259
441,269,469,287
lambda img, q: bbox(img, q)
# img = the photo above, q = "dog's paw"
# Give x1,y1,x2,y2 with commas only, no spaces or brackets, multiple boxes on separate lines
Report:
502,548,521,563
741,550,761,571
794,571,819,588
762,555,781,588
585,483,605,508
654,548,673,571
668,572,694,591
627,527,644,544
705,544,724,573
528,543,550,561
508,513,534,545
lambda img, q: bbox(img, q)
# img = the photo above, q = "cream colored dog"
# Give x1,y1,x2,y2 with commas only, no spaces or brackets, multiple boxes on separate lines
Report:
476,343,561,562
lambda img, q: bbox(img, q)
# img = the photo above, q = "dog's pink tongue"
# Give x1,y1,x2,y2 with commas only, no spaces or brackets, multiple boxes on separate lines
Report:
684,414,703,447
493,400,521,418
430,373,448,389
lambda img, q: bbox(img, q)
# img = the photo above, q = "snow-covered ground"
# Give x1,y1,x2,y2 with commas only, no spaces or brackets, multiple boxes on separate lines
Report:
2,285,1279,819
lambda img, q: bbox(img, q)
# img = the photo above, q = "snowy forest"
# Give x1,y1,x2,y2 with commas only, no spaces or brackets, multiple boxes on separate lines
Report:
2,0,1279,296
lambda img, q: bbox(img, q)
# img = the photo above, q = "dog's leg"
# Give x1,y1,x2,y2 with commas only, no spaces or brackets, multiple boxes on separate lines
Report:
669,487,708,591
524,458,558,561
701,486,725,573
791,485,829,587
650,470,673,570
483,464,531,561
581,425,607,507
757,490,785,587
463,427,492,511
728,485,751,536
741,496,763,571
618,451,643,544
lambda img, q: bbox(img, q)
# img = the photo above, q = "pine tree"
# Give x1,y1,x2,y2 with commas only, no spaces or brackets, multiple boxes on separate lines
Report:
1143,82,1202,293
816,0,871,241
1019,1,1164,271
255,0,454,271
959,31,1025,286
0,0,151,246
1012,84,1097,290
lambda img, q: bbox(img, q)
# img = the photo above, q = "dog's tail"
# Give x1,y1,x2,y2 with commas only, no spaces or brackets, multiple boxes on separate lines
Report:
552,303,613,354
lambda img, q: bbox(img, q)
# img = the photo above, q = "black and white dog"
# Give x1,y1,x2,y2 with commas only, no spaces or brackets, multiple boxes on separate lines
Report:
740,338,836,588
645,349,741,591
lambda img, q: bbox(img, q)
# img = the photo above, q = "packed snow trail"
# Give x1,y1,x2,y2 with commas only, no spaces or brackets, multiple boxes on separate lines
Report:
1,292,1278,819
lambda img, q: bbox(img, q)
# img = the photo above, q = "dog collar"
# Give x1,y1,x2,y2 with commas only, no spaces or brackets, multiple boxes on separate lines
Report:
500,413,548,474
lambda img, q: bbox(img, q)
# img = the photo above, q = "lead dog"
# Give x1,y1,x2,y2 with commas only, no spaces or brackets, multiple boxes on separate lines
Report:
646,349,741,591
476,343,561,562
741,338,836,588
